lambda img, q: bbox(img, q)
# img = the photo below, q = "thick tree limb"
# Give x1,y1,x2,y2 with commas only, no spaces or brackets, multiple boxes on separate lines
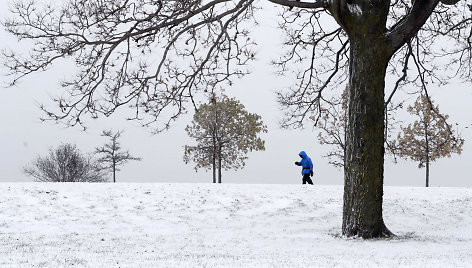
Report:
387,0,441,53
440,0,460,5
267,0,328,9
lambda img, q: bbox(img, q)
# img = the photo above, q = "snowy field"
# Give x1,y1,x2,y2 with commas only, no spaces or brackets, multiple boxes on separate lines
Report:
0,183,471,267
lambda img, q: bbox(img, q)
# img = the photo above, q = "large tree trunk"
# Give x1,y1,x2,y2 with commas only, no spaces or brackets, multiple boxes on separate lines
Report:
343,33,393,238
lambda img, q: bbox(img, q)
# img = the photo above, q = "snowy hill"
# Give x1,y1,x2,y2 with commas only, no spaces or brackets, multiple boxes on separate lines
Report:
1,183,471,267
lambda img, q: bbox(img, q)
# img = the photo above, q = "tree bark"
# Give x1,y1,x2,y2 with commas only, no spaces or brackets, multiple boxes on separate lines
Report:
343,32,393,238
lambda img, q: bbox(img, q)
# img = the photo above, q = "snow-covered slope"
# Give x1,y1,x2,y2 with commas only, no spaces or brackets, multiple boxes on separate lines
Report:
0,183,471,267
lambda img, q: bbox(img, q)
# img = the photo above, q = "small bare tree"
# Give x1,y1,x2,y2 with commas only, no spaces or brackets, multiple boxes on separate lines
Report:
24,143,106,182
394,95,464,187
184,95,267,183
315,86,349,168
95,130,141,183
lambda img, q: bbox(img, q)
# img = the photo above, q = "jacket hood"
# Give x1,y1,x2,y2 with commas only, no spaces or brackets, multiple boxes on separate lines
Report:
299,151,307,159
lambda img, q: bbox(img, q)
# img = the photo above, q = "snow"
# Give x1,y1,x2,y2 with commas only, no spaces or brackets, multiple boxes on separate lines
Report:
347,4,363,16
1,183,471,267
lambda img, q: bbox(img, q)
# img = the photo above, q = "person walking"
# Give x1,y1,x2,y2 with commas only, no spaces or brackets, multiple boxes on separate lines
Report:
295,151,314,185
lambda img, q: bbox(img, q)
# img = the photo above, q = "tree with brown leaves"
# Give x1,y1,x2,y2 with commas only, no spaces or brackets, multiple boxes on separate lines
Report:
395,95,464,187
184,96,266,183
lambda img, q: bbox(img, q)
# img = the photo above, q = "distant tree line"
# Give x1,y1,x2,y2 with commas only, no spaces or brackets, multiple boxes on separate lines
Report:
25,95,267,184
24,130,140,183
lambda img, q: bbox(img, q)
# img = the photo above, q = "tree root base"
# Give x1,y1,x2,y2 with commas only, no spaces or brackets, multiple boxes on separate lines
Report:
342,222,395,239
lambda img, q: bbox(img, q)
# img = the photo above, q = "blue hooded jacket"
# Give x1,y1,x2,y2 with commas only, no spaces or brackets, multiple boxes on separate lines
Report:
296,151,313,175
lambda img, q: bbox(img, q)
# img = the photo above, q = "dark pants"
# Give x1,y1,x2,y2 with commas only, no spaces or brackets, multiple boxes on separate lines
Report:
302,174,313,185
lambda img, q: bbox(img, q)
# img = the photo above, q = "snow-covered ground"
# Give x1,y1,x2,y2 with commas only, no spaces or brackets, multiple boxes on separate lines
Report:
0,183,471,267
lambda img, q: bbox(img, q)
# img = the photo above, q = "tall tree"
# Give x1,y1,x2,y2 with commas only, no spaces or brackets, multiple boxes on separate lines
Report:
394,95,464,187
24,143,106,182
184,96,266,183
95,130,141,183
3,0,470,238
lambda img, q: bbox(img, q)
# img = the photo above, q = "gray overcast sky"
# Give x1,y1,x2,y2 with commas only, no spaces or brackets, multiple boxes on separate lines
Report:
1,1,471,186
